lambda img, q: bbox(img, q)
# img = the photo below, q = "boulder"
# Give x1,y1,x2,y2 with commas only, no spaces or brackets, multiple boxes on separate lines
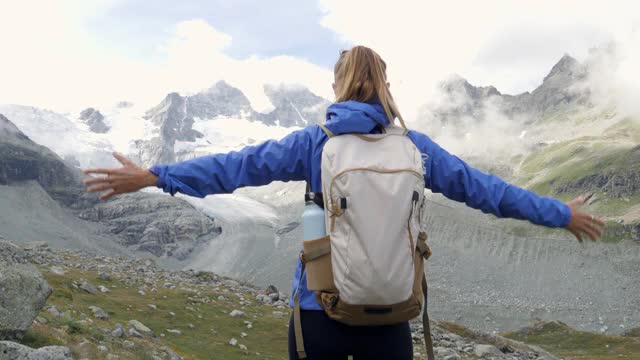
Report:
0,240,52,340
0,341,72,360
128,320,152,335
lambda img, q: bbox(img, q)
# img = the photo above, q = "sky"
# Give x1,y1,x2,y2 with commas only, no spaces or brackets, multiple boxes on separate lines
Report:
0,0,639,117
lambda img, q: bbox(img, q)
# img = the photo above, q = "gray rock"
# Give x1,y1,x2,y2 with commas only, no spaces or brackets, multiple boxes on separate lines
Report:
0,241,52,340
128,328,143,338
78,192,221,260
49,266,66,275
123,340,135,349
98,272,111,281
111,325,125,338
128,320,152,335
229,310,245,318
79,281,98,294
79,108,110,133
166,349,181,360
166,329,182,335
0,341,72,359
88,306,109,320
46,307,61,318
229,338,238,346
474,344,503,357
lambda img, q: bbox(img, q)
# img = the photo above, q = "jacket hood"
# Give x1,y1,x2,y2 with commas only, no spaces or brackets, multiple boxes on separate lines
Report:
324,101,391,135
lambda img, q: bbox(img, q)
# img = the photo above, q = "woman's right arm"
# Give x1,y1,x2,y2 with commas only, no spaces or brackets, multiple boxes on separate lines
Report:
84,128,314,199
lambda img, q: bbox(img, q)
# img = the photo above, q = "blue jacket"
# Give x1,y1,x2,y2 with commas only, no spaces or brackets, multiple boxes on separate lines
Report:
149,101,571,310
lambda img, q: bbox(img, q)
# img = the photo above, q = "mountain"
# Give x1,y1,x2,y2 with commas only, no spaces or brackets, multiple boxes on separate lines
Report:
131,81,329,166
423,54,590,138
2,59,639,338
420,53,640,240
0,113,85,207
257,84,331,127
0,113,221,260
79,107,110,133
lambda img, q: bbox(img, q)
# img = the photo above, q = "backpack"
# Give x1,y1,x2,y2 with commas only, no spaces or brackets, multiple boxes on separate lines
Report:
293,124,435,360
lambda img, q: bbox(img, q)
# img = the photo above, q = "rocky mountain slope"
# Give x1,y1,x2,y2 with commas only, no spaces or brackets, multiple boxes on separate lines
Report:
0,114,221,260
5,239,608,360
419,53,640,241
1,51,638,345
0,114,84,207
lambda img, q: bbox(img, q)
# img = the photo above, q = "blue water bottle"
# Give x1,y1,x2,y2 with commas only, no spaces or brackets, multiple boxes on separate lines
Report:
303,192,326,240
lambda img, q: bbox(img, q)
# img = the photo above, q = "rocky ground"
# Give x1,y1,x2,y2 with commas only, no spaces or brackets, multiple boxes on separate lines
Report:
2,238,639,359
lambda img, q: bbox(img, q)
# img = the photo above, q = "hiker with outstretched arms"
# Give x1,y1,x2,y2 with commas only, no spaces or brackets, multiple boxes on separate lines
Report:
83,46,605,360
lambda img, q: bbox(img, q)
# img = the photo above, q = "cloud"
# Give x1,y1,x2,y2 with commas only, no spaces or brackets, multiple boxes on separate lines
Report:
158,19,334,113
318,0,640,120
0,6,332,114
579,30,640,117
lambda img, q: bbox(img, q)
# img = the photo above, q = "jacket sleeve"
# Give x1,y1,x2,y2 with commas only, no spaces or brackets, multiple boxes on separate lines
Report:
408,131,571,228
148,128,312,198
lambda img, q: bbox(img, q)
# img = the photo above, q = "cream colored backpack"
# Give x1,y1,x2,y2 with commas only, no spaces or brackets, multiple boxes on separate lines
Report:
293,124,434,360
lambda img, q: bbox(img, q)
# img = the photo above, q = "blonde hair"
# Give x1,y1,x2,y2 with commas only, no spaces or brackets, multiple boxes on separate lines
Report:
333,46,406,129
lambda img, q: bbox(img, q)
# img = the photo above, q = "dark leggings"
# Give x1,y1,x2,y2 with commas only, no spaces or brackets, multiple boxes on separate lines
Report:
288,310,413,360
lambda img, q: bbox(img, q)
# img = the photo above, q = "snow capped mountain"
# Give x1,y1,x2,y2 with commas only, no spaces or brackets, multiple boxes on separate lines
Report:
0,81,330,170
0,104,117,169
129,80,329,167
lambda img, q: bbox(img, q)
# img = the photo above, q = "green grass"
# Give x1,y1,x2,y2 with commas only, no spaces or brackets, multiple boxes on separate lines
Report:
31,266,291,359
503,321,640,360
623,328,640,337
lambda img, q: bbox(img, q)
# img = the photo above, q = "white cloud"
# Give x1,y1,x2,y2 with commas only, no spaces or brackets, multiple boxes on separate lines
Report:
158,19,334,113
0,6,332,114
319,0,640,119
2,0,639,122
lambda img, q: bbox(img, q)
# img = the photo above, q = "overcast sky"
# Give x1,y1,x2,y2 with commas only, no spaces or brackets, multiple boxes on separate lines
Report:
0,0,638,116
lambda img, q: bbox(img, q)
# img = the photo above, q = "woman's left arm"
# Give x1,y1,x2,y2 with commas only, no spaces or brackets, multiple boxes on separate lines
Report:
408,131,604,241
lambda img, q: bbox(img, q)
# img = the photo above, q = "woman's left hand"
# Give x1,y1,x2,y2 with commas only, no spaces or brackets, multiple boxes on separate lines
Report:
82,152,158,200
565,195,606,242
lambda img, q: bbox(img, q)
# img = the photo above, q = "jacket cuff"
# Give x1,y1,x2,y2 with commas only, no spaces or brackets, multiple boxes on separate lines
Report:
148,165,169,193
558,202,572,228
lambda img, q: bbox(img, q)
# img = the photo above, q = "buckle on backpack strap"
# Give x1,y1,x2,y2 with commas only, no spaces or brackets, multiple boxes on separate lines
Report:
417,232,432,259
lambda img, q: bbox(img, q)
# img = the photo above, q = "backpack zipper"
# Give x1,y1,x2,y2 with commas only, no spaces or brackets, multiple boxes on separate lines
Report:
327,168,423,232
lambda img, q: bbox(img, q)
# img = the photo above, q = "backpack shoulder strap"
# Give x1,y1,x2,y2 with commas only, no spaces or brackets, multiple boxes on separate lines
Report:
318,124,335,138
384,125,409,136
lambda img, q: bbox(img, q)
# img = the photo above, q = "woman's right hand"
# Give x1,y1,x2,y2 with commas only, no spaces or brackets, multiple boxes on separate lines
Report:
82,152,158,200
565,195,606,242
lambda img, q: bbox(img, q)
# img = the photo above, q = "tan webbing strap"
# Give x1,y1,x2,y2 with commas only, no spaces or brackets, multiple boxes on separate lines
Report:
417,232,432,260
422,276,435,360
293,263,307,359
301,246,331,263
318,124,335,138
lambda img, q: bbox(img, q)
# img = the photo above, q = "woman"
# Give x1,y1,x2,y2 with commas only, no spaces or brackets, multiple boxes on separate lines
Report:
84,46,605,360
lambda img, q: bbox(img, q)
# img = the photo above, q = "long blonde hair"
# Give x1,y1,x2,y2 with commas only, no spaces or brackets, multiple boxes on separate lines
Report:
333,46,406,129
